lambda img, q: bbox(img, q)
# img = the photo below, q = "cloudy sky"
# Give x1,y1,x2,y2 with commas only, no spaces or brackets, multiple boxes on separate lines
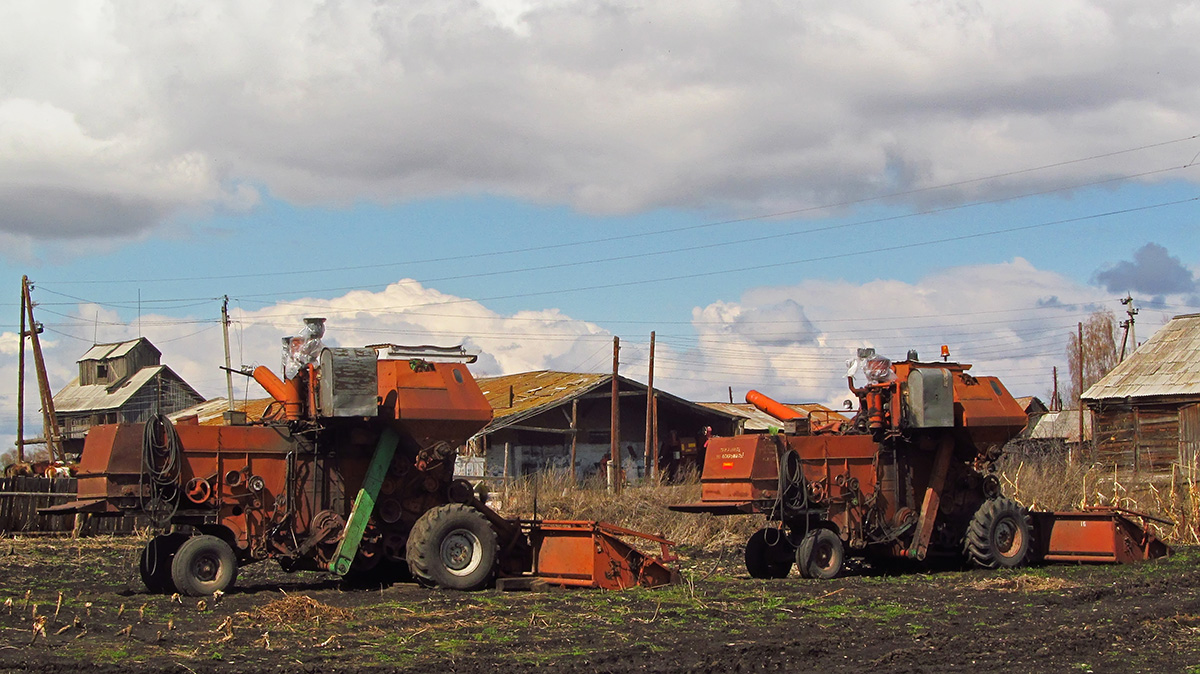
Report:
2,1,1199,442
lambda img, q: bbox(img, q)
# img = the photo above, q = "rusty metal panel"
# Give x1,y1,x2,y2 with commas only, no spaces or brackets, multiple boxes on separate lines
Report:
527,520,677,590
318,348,378,418
1032,508,1170,563
904,367,954,428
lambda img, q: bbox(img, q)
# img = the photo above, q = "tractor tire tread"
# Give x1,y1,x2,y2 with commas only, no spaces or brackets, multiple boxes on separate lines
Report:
964,497,1033,569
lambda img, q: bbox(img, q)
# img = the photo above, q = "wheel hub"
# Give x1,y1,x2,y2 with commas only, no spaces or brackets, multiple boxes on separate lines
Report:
440,529,482,577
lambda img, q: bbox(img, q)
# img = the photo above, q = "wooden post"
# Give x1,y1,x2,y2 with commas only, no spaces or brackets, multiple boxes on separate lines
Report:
651,393,659,481
503,442,511,507
644,331,655,481
569,399,578,487
17,280,26,463
610,336,621,494
1076,321,1084,465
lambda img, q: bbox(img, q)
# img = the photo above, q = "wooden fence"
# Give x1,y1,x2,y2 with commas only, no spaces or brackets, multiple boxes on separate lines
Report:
0,477,141,535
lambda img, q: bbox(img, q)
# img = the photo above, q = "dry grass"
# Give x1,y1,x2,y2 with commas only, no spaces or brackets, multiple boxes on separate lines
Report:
496,471,762,551
999,449,1200,545
963,574,1079,593
244,594,353,626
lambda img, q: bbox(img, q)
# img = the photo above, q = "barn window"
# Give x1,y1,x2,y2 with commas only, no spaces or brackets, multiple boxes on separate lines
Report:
96,363,108,381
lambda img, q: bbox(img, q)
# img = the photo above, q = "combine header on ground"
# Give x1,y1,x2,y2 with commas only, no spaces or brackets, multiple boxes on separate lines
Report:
671,349,1169,579
46,320,677,595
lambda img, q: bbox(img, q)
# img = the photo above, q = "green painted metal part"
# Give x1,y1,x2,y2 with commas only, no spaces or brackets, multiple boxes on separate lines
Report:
328,427,400,576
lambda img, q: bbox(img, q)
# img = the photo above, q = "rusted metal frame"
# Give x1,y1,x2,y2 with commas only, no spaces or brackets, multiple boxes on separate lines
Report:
907,435,954,560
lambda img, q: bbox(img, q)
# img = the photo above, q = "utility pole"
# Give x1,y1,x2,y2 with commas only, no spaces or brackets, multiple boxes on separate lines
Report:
610,336,621,494
222,296,235,412
644,331,655,481
1119,294,1138,361
22,277,63,463
17,279,26,463
1051,366,1060,412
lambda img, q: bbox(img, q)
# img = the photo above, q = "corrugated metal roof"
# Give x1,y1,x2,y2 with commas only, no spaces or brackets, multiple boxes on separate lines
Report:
1024,410,1092,442
77,338,159,362
476,370,742,434
478,371,610,426
168,398,277,425
696,402,848,432
54,365,167,412
1083,313,1200,402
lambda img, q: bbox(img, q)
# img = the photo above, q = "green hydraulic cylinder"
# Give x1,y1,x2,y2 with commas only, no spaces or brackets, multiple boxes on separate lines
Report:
329,427,400,576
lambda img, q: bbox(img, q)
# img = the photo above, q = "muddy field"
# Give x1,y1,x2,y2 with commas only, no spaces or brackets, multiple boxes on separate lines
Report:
0,535,1197,674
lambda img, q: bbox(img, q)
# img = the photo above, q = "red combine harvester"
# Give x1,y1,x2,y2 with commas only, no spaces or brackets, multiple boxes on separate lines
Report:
46,321,676,595
671,349,1169,579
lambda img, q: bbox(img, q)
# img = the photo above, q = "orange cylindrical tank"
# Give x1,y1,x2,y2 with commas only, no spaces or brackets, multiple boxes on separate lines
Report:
745,390,802,422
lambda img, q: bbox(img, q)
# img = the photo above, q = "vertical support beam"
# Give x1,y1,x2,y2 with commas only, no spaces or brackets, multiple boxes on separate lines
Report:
907,436,954,561
17,279,26,463
569,399,578,487
651,393,659,481
644,331,655,481
503,441,511,506
610,336,621,494
222,296,234,412
1077,321,1084,465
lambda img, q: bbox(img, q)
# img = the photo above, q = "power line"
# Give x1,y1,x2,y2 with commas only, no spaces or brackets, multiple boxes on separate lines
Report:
37,134,1200,288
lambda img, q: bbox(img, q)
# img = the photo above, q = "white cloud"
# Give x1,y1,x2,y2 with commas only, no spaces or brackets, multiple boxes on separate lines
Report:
2,1,1199,241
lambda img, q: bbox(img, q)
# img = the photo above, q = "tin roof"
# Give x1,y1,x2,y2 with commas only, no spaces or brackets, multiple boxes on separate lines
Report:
478,371,610,424
54,365,174,413
696,402,848,432
1023,410,1092,442
78,338,160,363
168,398,277,425
476,370,740,433
1082,313,1200,402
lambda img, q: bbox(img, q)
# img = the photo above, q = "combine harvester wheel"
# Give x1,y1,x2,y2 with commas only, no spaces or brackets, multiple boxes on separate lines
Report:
407,503,499,591
966,497,1034,569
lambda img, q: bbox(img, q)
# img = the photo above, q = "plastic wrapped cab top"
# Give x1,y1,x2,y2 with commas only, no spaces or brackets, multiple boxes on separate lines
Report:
282,317,327,379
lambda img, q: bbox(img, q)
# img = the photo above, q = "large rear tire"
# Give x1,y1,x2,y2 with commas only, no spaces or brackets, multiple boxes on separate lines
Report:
139,533,187,594
171,535,238,596
744,527,794,579
406,504,498,590
965,497,1033,569
796,528,844,580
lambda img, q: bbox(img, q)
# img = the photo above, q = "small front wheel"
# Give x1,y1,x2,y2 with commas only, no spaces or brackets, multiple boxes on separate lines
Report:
744,527,794,579
139,533,187,594
171,535,238,596
796,529,844,580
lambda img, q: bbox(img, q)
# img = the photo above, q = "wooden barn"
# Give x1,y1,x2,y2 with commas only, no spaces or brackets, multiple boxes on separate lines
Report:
52,338,205,456
1082,313,1200,478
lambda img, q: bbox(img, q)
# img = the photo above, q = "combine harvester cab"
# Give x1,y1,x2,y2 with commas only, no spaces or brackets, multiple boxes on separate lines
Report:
45,321,677,595
671,348,1170,579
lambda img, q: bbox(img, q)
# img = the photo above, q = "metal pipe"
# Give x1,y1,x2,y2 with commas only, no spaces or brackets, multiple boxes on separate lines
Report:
745,390,802,421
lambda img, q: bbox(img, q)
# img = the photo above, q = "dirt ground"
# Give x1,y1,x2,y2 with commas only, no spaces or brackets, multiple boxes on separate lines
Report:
0,535,1197,674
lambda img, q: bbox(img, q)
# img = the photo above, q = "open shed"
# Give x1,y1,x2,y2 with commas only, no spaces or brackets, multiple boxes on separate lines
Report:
1083,313,1200,478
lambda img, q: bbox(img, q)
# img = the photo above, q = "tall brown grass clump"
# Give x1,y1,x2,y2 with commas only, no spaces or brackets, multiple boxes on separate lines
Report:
999,445,1198,545
491,470,761,551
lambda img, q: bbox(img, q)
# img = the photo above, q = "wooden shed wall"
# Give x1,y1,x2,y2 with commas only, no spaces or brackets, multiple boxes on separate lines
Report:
1093,402,1194,477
